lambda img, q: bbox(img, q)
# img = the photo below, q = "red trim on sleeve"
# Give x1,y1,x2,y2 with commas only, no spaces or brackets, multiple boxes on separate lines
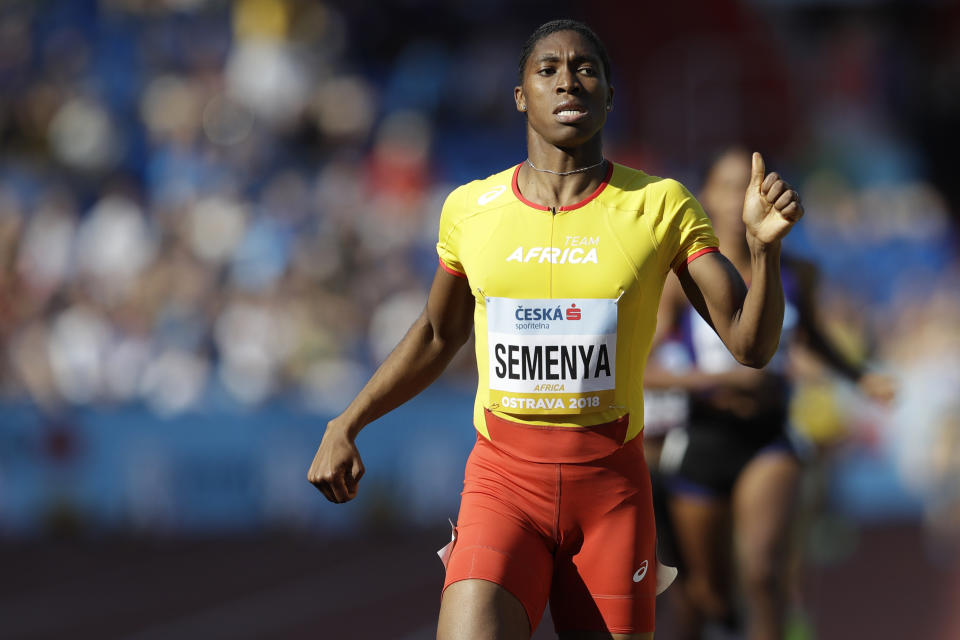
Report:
675,246,720,273
438,256,467,278
511,161,614,212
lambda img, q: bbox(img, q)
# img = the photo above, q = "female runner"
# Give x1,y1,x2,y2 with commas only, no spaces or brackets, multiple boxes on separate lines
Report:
648,147,893,640
308,19,804,640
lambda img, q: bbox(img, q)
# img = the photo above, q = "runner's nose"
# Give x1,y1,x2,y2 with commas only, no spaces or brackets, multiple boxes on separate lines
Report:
556,68,580,94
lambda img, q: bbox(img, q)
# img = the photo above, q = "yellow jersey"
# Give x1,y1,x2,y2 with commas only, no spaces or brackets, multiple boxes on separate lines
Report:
437,162,718,443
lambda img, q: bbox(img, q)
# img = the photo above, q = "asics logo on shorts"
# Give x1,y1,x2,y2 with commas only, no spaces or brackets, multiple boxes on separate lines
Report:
477,185,507,205
632,560,648,583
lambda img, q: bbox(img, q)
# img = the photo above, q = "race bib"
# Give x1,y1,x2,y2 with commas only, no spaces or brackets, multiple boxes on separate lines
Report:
486,297,618,415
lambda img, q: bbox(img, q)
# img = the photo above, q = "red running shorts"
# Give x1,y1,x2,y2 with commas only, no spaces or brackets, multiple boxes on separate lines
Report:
442,410,657,635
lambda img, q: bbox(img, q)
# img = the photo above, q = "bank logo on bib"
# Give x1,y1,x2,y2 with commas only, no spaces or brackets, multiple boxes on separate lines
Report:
486,297,617,414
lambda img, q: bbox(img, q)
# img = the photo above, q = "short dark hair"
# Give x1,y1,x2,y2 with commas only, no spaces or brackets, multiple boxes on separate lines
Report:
517,19,612,83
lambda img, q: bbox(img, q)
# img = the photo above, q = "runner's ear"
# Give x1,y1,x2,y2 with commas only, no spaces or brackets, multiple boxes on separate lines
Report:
515,86,527,113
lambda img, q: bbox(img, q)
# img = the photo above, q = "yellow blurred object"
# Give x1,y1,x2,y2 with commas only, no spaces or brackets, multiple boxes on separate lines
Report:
234,0,290,41
790,382,846,445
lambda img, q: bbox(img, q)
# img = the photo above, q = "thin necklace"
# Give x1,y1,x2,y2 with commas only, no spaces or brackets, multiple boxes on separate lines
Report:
526,157,606,176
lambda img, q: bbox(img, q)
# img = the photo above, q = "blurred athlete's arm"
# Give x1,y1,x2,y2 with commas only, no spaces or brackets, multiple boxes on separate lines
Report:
678,153,803,369
650,273,685,348
308,266,474,503
790,257,896,403
644,274,770,392
644,275,696,389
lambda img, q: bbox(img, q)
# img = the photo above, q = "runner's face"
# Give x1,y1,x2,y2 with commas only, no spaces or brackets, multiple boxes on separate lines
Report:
516,31,612,148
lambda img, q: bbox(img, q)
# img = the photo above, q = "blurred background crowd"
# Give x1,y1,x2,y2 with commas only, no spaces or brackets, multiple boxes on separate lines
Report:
0,0,958,636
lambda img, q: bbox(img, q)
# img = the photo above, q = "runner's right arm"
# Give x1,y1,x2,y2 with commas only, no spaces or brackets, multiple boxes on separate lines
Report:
308,266,475,503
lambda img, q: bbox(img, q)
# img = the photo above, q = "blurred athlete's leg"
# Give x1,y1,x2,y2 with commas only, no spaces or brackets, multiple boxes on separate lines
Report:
668,495,733,640
732,452,802,640
437,579,530,640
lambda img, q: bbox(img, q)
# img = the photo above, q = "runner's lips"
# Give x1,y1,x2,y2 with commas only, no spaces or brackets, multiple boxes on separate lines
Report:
553,101,587,115
555,108,589,124
554,102,589,123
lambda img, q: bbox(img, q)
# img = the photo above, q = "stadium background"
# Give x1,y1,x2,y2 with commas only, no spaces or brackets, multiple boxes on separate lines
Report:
0,0,958,638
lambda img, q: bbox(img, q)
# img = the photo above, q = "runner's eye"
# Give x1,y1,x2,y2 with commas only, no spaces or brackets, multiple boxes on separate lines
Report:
537,67,555,76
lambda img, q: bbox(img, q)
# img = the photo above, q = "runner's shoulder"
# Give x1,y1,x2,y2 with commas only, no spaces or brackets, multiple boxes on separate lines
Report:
603,163,695,211
443,165,517,217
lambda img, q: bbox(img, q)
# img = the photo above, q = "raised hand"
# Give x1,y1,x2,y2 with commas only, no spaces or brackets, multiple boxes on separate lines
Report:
308,422,365,503
742,152,804,246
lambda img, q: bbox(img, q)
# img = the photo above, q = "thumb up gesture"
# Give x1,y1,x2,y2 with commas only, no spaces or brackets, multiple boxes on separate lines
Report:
742,152,804,245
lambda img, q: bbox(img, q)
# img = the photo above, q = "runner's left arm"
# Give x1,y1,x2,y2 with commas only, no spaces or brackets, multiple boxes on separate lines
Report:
644,273,770,392
677,153,803,369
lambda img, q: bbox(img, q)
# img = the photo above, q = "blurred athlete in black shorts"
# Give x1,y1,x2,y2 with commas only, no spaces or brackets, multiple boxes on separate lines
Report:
645,148,894,640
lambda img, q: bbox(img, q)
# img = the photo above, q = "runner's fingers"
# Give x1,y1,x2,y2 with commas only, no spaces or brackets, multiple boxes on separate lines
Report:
307,467,345,503
764,179,788,203
344,477,359,501
761,171,780,194
778,200,803,222
315,481,337,503
774,189,798,211
324,466,356,503
351,457,365,483
327,472,351,503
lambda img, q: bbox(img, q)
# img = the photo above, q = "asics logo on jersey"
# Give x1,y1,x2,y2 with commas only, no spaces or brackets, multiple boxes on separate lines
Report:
477,185,507,205
505,246,599,264
633,560,649,583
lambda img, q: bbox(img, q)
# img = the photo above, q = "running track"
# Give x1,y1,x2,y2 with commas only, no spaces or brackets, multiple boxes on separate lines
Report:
0,524,954,639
